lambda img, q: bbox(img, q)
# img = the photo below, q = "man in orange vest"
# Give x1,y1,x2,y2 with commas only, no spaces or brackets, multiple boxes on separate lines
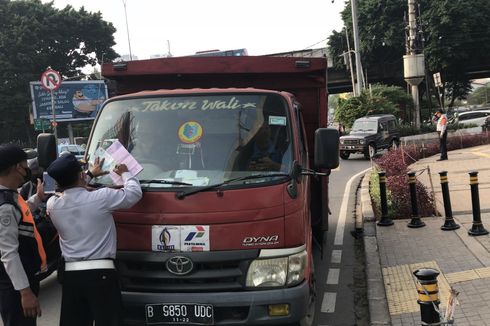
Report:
0,144,46,326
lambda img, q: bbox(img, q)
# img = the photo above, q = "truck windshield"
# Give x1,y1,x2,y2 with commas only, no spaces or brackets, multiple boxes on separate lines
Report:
86,93,293,187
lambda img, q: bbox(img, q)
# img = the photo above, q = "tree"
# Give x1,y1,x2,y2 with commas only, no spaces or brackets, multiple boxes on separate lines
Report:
0,0,118,144
328,0,490,109
334,84,409,128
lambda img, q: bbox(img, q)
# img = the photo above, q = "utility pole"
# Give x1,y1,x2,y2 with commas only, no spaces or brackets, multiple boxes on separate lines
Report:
351,0,363,96
345,28,357,96
403,0,424,128
122,0,133,61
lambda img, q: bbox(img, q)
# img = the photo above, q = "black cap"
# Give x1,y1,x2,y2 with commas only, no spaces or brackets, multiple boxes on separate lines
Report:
0,144,28,172
46,153,82,187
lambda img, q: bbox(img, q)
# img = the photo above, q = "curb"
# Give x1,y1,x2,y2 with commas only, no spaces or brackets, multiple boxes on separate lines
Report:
360,171,391,325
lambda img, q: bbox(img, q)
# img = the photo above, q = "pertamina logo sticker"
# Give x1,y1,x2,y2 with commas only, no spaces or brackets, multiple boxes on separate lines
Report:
181,226,210,252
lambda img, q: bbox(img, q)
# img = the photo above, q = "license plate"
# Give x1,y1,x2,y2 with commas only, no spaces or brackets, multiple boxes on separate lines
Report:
145,303,214,325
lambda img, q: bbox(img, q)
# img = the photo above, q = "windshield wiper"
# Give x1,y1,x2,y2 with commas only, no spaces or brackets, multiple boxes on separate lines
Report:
139,179,193,186
176,173,290,199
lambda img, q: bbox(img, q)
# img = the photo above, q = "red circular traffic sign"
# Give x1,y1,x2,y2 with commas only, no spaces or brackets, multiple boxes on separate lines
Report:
40,69,62,91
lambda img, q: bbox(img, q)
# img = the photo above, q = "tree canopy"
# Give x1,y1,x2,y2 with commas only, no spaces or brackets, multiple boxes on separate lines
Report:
334,84,412,128
328,0,490,109
0,0,118,144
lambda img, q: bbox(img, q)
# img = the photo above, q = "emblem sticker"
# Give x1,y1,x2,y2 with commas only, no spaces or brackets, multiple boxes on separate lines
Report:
152,225,210,252
1,216,11,226
152,226,180,251
181,226,210,252
178,121,203,144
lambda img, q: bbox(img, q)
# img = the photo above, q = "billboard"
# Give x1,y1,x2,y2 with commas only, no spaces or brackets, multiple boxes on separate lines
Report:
30,80,108,122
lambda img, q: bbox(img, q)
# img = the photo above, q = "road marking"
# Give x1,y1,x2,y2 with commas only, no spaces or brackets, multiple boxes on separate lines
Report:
326,268,340,285
331,250,342,264
334,168,372,246
321,292,337,313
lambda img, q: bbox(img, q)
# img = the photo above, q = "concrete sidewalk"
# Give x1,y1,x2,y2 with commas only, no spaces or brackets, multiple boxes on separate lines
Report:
361,144,490,325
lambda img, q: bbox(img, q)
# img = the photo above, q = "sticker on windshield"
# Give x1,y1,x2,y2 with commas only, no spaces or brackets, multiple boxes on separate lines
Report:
269,116,287,126
178,121,203,144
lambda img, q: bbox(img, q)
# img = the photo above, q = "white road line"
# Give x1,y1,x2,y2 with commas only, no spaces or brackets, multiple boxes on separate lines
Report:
326,268,340,285
331,249,342,264
321,292,337,313
334,168,372,246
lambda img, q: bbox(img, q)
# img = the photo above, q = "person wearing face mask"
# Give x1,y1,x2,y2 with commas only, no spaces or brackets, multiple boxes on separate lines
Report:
0,144,47,326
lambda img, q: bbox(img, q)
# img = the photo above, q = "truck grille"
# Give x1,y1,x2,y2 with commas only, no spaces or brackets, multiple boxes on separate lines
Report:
117,250,258,292
343,139,359,145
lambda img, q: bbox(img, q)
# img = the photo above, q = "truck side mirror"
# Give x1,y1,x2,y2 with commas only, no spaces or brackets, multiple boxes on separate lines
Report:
314,128,339,170
37,133,57,169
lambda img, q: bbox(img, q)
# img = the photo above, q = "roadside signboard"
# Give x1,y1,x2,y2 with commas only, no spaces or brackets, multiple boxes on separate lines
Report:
40,69,62,91
34,119,51,131
29,80,108,122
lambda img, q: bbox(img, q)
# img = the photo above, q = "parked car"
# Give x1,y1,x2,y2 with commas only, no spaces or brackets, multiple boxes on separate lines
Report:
339,114,400,160
452,110,490,127
57,144,85,160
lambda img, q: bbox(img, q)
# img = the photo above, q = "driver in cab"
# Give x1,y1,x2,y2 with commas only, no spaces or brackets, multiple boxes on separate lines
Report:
247,125,284,171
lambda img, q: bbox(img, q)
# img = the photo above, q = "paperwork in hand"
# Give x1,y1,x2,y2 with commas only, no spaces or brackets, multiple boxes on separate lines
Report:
92,140,143,185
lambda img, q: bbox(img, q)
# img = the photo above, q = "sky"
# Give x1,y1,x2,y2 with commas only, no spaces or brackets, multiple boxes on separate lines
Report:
42,0,347,59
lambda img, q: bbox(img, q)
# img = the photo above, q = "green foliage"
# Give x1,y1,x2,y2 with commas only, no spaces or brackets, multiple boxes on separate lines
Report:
334,84,408,128
328,0,490,106
467,85,490,105
0,0,118,145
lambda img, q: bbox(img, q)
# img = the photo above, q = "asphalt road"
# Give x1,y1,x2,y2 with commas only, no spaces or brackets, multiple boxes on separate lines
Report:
313,153,372,326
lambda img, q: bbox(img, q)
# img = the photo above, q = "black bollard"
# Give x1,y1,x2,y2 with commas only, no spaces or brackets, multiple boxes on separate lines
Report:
377,171,394,226
407,171,425,228
468,171,489,236
413,268,441,325
439,171,460,231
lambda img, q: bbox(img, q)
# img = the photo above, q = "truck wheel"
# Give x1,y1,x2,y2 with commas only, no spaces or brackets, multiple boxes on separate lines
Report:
364,144,376,160
298,263,316,326
339,151,350,160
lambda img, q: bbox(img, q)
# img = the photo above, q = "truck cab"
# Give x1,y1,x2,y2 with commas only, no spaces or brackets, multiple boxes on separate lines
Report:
35,56,338,325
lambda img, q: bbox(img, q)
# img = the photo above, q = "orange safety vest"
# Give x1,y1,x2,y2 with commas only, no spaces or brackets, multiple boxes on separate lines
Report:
17,195,47,272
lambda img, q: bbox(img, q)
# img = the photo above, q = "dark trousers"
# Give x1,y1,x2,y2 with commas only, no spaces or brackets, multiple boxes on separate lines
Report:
439,131,448,159
60,269,121,326
0,281,39,326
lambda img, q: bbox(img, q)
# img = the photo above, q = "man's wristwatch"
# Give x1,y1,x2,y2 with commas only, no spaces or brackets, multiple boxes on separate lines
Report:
86,170,94,179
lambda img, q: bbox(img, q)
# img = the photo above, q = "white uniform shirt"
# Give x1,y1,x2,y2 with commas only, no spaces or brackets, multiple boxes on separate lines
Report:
436,114,447,133
47,172,142,262
0,186,42,290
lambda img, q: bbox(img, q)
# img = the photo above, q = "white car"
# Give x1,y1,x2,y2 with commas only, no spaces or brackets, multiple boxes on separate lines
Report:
453,110,490,127
58,144,85,160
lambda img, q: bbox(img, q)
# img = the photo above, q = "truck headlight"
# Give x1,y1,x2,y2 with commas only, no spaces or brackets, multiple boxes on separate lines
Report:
359,139,365,145
246,251,306,287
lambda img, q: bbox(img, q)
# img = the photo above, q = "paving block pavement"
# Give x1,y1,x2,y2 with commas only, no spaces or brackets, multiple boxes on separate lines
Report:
360,144,490,325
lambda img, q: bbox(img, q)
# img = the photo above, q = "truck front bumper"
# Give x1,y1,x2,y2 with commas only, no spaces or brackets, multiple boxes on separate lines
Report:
122,280,310,325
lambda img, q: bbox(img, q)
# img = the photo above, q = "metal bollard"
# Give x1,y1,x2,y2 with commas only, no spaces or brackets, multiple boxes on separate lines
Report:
377,171,394,226
407,171,425,228
468,171,489,236
413,268,441,325
439,171,460,231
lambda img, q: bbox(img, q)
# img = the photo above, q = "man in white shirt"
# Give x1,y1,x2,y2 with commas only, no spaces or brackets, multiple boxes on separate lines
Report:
46,154,142,326
435,109,448,161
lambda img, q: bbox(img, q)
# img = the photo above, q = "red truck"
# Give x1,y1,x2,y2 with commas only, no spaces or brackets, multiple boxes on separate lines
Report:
42,56,339,325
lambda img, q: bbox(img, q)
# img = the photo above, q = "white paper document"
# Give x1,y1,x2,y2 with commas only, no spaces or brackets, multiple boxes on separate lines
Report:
92,140,143,185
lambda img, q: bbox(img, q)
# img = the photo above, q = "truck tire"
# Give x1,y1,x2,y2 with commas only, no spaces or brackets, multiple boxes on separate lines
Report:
364,143,376,160
339,151,350,160
297,262,316,326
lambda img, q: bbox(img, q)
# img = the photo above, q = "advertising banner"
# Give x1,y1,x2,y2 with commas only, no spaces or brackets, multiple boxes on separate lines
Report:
30,80,108,122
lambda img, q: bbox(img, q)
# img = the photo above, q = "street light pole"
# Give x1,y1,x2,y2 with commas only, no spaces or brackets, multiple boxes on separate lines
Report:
351,0,363,95
122,0,133,61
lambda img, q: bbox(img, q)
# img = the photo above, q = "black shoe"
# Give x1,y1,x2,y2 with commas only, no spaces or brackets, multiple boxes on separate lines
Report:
437,158,448,161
